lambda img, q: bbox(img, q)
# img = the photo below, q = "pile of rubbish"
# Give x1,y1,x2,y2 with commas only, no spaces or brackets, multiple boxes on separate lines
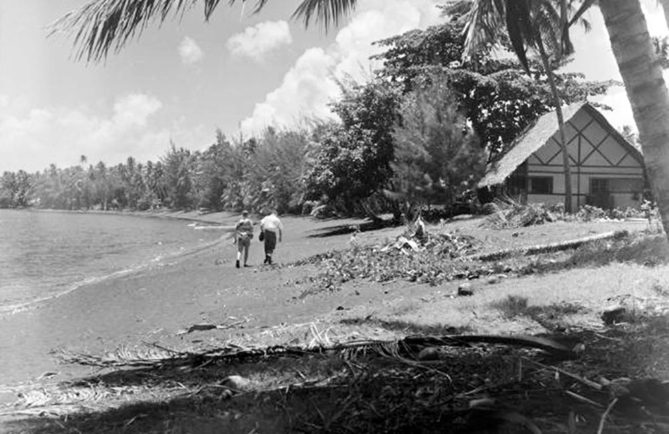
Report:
483,201,559,229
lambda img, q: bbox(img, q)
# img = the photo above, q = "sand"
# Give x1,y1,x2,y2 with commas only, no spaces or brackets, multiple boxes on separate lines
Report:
0,212,651,391
0,213,375,389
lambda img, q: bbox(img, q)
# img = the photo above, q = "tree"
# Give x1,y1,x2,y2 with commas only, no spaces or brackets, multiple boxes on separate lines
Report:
389,77,485,216
598,0,669,235
304,80,402,215
374,21,611,160
447,0,590,213
161,143,195,209
52,0,669,235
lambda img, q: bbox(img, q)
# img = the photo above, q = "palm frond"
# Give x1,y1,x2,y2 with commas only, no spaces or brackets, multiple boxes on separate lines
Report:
504,0,534,72
461,0,505,59
292,0,358,32
48,0,267,63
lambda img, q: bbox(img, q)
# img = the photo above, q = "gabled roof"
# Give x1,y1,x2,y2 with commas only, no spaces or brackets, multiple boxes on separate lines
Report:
478,102,643,188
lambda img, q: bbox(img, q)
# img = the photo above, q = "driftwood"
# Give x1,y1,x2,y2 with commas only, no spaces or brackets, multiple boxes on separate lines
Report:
466,230,627,262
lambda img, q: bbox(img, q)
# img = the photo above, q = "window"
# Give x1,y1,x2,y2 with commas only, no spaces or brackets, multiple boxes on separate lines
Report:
528,176,553,194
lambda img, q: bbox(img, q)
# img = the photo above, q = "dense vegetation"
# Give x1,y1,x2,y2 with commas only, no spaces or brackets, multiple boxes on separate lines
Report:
1,20,612,216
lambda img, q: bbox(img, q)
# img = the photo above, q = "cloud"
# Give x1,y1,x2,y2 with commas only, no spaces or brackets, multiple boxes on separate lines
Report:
226,20,292,62
240,0,442,135
0,93,201,172
178,36,204,65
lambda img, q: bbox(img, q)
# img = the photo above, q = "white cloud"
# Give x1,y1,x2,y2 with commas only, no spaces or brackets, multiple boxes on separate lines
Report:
178,36,204,65
0,94,204,172
240,0,443,135
226,20,293,62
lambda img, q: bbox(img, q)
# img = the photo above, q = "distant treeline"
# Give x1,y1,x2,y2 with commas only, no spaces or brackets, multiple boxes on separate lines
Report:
0,19,612,217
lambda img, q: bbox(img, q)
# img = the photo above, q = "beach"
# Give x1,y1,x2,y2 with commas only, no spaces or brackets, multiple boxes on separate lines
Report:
2,212,669,432
0,212,375,388
1,212,656,390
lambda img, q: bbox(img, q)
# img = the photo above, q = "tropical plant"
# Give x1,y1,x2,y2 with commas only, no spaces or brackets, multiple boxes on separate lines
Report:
374,21,611,160
598,0,669,236
50,0,669,235
304,79,402,216
388,76,485,216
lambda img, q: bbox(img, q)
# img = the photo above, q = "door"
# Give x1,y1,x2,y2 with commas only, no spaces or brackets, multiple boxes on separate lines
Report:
589,178,613,209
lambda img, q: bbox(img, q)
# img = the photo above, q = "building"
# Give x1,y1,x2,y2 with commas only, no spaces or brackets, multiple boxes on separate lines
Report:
478,102,646,210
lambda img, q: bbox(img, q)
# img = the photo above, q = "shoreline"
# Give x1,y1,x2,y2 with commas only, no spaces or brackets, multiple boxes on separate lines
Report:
0,213,367,388
0,215,653,390
13,207,241,225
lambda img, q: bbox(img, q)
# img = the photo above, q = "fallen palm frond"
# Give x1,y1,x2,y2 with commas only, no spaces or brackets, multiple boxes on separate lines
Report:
4,324,668,433
52,333,576,370
467,230,626,261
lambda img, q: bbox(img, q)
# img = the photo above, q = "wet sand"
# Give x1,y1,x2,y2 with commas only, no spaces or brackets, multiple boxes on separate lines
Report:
0,214,368,388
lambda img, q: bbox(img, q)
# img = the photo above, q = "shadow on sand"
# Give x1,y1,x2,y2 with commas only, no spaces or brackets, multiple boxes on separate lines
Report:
307,218,398,238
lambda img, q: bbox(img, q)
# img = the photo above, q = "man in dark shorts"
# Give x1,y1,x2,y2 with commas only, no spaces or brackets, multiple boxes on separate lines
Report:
234,210,253,268
259,210,283,265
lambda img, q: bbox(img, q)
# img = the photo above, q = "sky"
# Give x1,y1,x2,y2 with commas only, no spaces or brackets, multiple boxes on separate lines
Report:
0,0,667,173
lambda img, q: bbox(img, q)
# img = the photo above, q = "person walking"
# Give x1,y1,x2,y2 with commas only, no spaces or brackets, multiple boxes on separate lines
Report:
233,210,254,268
259,209,283,265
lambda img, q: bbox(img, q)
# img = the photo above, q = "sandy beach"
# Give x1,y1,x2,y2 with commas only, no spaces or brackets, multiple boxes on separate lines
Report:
1,212,654,391
0,212,376,389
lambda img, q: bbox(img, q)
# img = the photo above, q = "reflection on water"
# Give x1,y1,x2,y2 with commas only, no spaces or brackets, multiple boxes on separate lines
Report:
0,210,221,310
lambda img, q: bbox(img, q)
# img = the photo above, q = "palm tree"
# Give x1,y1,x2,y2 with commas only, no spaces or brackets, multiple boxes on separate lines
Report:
598,0,669,235
451,0,581,212
51,0,669,235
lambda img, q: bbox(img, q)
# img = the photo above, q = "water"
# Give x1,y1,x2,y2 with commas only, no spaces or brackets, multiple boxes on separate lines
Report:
0,209,223,312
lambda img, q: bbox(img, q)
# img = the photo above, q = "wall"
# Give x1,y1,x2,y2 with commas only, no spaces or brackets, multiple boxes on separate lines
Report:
522,107,644,210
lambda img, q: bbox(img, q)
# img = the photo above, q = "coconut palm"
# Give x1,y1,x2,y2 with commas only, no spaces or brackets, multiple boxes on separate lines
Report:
51,0,669,235
598,0,669,236
450,0,585,213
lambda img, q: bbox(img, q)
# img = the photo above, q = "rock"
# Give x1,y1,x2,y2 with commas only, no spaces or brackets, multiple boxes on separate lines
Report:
487,276,500,285
458,283,474,296
417,347,441,361
601,307,627,325
221,375,253,392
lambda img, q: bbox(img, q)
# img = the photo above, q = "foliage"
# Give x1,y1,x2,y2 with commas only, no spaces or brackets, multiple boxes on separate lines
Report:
374,21,612,158
0,170,32,208
0,128,314,214
292,230,481,294
388,77,485,213
304,80,402,214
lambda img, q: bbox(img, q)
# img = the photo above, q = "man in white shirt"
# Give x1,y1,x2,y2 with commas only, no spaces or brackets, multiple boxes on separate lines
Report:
260,210,283,265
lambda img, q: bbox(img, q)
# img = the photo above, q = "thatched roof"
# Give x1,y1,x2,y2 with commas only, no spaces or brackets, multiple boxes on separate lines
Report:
478,102,642,188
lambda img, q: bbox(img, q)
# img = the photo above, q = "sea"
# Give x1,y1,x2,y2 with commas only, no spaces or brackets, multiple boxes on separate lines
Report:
0,209,224,313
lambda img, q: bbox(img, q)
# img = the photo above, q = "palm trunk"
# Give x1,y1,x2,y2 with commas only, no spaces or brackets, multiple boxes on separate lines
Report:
599,0,669,237
536,36,573,213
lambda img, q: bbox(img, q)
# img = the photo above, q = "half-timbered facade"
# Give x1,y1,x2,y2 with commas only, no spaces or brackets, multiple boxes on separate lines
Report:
478,102,646,210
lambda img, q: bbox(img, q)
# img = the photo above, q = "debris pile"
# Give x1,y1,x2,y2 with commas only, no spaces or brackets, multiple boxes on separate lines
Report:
484,201,558,229
297,225,481,293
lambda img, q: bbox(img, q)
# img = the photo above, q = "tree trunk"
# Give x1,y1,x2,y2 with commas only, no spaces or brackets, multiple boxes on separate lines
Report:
599,0,669,237
536,36,574,213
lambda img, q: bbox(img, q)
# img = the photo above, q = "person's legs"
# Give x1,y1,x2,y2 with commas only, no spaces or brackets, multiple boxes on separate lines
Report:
263,230,277,264
236,238,245,268
243,239,250,266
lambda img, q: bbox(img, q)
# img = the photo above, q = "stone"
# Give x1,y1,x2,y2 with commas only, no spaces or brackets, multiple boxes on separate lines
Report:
221,375,253,392
417,347,441,361
601,307,627,325
458,283,474,296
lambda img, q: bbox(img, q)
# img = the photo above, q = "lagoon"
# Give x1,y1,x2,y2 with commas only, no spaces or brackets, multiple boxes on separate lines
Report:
0,209,222,313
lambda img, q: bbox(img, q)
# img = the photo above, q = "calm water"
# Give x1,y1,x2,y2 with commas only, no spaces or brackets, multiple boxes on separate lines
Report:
0,209,222,312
